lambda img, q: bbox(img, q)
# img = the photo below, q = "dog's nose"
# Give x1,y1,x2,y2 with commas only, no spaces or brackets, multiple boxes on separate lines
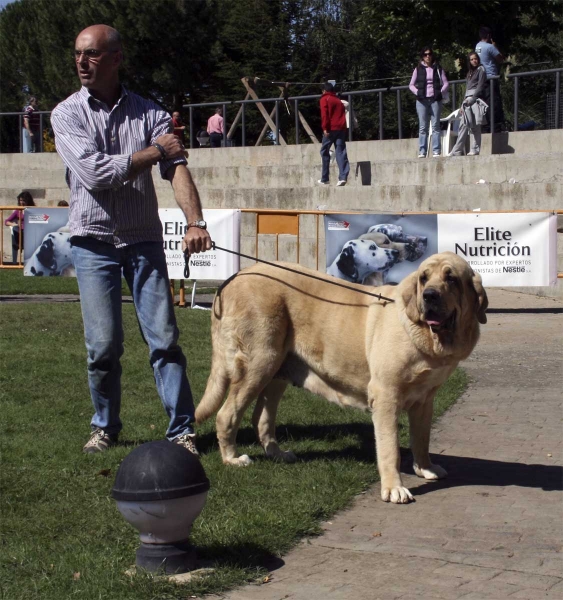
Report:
423,288,441,304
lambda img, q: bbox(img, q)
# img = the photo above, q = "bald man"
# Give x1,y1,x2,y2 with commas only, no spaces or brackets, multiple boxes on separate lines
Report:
51,25,211,455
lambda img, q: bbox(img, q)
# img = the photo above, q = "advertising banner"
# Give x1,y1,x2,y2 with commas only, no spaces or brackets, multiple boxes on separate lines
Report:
325,212,557,287
23,207,241,281
160,208,240,280
437,212,557,287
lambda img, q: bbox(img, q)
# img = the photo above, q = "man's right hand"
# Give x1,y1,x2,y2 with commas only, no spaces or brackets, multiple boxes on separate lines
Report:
154,133,185,159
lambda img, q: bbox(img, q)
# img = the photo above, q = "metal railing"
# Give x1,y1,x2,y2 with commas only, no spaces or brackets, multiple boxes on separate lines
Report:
183,68,562,147
0,68,561,152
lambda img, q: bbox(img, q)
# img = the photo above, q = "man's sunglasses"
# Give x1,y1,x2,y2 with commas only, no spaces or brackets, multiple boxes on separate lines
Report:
74,49,118,61
423,52,433,56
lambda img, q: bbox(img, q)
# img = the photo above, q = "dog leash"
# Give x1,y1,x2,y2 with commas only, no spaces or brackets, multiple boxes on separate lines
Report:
183,242,396,303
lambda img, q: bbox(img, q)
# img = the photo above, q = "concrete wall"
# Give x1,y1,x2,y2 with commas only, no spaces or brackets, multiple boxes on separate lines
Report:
2,129,562,296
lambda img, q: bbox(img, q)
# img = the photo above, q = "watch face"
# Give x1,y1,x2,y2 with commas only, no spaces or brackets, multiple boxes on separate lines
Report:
197,220,207,228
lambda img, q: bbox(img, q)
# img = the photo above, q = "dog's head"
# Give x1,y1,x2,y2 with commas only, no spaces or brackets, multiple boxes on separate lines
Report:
368,224,427,262
336,239,399,282
24,232,73,276
401,251,488,338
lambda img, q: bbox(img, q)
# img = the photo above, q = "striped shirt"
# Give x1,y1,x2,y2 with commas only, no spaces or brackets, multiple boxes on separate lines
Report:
51,86,187,247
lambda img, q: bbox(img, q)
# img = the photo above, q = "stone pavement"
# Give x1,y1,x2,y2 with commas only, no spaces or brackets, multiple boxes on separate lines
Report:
208,289,563,600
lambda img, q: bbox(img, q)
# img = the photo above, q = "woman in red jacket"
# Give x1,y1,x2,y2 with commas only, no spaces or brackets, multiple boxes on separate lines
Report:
318,82,350,186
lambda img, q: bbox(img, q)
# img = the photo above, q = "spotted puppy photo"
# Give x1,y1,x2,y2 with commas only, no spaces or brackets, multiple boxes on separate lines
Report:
24,227,75,277
326,238,400,283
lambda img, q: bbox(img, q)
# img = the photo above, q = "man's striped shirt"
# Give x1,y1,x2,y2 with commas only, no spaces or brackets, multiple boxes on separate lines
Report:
51,86,186,247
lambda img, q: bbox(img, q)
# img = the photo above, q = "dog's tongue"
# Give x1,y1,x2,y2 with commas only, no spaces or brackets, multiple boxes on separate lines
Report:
426,318,443,326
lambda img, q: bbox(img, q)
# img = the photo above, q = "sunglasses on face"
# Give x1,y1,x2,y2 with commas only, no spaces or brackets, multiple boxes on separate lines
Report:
423,52,433,56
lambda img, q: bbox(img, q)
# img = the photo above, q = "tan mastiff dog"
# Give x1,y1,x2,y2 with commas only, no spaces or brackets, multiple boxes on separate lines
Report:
196,252,488,504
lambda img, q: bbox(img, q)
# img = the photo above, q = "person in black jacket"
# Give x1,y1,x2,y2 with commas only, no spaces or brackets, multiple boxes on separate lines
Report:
408,47,449,158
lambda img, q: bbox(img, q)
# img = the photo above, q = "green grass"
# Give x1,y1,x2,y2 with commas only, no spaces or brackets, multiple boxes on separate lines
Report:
0,269,216,296
0,303,467,600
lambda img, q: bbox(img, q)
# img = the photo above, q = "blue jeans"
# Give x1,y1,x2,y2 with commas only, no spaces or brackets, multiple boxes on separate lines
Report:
71,237,195,439
416,99,442,155
320,130,350,182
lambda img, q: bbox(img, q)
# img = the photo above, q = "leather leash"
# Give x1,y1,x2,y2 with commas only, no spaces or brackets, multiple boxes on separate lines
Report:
184,242,396,303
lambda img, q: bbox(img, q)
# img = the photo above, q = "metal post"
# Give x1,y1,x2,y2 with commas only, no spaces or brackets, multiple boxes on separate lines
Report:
241,103,246,147
379,91,384,140
294,99,299,145
19,115,23,153
396,89,402,139
222,104,227,147
451,83,456,111
39,113,44,152
489,79,495,133
555,71,560,129
347,94,353,141
513,76,518,132
189,107,194,149
275,100,280,145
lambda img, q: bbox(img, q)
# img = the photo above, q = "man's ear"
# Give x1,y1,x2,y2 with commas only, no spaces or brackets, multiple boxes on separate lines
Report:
401,271,420,323
472,271,488,324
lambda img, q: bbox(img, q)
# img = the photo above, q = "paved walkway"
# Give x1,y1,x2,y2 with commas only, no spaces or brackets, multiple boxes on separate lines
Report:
209,289,563,600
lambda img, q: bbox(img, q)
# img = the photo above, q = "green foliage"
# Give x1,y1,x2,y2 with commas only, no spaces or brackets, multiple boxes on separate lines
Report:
1,0,561,148
0,301,466,599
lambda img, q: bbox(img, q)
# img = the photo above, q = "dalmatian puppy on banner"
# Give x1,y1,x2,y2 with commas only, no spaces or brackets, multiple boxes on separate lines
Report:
327,238,400,284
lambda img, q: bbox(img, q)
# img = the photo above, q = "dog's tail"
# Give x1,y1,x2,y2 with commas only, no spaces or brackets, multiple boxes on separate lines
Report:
195,302,230,424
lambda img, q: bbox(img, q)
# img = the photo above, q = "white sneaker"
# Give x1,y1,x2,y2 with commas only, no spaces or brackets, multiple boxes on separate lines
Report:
432,153,441,158
336,180,347,186
418,153,426,158
448,151,462,157
317,179,329,185
467,151,479,156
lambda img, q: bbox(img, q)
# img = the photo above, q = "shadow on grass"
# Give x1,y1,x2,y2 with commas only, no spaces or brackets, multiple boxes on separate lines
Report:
404,453,563,496
196,422,382,463
196,541,285,573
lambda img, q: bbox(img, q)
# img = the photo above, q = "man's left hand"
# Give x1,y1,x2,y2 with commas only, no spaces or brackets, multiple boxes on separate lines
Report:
182,227,212,255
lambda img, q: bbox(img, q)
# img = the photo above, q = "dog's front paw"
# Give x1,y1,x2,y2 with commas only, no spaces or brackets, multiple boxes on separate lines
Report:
225,454,253,467
381,486,414,504
413,463,448,480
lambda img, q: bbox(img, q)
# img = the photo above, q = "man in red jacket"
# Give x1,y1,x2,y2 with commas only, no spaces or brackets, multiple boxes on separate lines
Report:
318,82,350,186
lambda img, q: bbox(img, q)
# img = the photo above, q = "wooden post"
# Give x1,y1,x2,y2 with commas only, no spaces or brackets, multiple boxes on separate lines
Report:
226,91,251,140
170,279,175,304
179,279,185,307
241,77,287,145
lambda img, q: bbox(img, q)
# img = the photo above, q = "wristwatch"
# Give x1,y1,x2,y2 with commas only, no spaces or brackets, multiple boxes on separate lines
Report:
187,219,207,229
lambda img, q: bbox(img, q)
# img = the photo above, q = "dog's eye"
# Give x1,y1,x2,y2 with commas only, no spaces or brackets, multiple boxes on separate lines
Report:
419,274,427,285
446,273,456,284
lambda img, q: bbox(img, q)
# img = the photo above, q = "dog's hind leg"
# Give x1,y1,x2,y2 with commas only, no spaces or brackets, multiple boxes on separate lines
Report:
252,379,296,463
216,350,285,467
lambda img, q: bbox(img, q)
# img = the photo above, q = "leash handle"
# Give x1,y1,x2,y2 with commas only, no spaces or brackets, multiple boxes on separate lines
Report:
183,248,190,279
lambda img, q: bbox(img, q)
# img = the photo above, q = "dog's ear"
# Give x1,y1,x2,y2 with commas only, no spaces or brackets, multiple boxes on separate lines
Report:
401,271,420,323
336,247,357,279
471,271,488,324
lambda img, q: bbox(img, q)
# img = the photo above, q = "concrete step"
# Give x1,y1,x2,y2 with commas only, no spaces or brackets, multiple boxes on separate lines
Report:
160,181,561,213
186,129,563,167
171,152,562,190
